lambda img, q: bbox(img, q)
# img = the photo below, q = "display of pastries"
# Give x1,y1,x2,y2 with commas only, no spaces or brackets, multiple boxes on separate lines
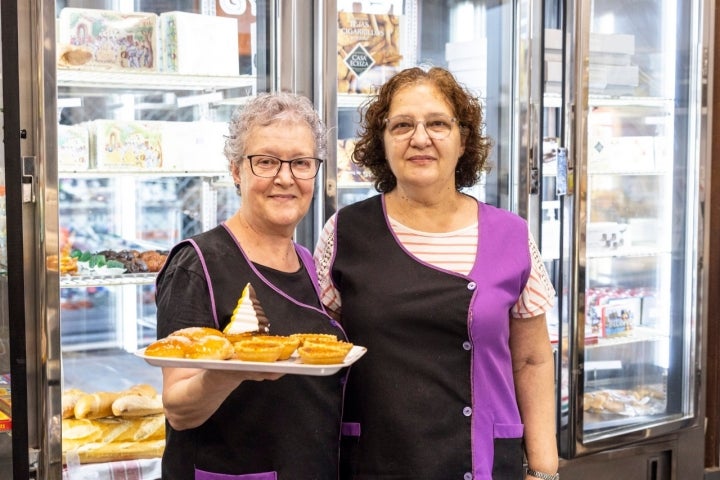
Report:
145,327,354,365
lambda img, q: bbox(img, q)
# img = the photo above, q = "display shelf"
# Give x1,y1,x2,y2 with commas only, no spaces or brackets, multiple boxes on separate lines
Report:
338,181,374,189
585,246,670,259
59,169,231,178
587,326,668,349
60,272,157,288
338,93,372,109
57,67,255,92
587,169,671,176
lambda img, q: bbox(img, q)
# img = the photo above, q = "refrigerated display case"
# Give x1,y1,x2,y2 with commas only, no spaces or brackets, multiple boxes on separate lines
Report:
51,3,265,476
0,0,284,478
324,0,531,214
536,0,712,477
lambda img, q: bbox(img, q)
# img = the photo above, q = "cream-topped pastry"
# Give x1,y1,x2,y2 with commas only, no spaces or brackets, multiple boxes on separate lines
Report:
223,283,270,341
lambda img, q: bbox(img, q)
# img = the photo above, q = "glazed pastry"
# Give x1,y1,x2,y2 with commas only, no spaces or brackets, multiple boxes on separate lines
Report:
144,336,192,358
185,334,234,360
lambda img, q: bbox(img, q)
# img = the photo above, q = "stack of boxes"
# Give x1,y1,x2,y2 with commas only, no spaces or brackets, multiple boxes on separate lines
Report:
544,28,639,96
56,8,238,172
0,374,10,433
57,8,240,75
445,38,487,96
58,120,229,172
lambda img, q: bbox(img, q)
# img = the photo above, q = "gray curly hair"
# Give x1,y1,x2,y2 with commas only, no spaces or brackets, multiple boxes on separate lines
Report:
223,92,327,171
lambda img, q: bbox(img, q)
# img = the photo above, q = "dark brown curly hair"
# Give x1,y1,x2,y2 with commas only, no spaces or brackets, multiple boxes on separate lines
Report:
351,66,491,193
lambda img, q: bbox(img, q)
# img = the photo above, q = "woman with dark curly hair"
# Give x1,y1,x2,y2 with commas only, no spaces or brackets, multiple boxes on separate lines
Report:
315,67,559,480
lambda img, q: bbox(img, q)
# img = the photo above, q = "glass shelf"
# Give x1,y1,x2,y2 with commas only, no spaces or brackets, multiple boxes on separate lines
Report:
60,272,157,288
57,67,255,92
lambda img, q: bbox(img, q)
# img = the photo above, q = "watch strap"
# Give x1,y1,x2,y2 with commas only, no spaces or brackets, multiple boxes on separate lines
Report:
526,468,559,480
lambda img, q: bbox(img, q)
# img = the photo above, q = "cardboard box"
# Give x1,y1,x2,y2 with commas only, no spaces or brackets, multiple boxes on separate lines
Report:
91,120,164,170
58,124,90,171
58,8,158,71
337,9,403,94
588,136,657,173
160,11,239,75
161,121,228,172
0,411,10,433
600,300,638,337
590,32,635,55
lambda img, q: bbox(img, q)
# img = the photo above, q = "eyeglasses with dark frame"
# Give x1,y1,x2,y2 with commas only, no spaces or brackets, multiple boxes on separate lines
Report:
244,154,323,179
384,114,458,141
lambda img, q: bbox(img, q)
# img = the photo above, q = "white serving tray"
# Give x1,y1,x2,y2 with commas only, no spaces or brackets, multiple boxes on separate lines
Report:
135,345,367,376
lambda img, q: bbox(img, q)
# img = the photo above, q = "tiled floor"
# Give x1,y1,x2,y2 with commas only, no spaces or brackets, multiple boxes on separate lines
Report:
62,349,163,394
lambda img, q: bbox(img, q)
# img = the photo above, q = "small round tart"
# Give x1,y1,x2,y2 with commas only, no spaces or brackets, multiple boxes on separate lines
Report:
290,333,338,346
186,334,234,360
224,332,255,344
254,335,301,360
145,336,192,358
304,340,354,356
297,344,351,365
233,338,284,362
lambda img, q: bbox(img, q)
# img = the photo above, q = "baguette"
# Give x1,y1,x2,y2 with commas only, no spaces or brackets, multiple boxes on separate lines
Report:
61,389,86,419
74,392,121,419
112,394,163,417
73,384,158,419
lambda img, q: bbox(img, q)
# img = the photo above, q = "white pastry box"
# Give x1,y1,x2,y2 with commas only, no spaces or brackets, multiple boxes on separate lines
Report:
91,120,164,170
159,12,239,75
445,39,488,96
161,121,228,172
57,8,158,71
57,124,90,171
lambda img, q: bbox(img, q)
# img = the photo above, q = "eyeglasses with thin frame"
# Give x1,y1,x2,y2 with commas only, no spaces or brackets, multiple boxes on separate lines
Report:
384,114,458,141
244,154,323,179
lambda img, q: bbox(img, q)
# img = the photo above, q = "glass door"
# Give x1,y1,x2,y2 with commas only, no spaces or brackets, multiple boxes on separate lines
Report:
324,0,525,214
1,1,34,477
0,2,12,474
547,0,708,458
38,1,274,477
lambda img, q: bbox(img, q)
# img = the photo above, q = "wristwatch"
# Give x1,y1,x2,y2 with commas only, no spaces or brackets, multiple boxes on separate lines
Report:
526,467,560,480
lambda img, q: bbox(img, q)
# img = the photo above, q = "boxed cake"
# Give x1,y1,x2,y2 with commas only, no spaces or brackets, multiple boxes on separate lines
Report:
159,11,239,75
161,121,228,172
338,1,405,94
445,39,487,95
91,120,164,170
57,8,158,71
58,124,90,171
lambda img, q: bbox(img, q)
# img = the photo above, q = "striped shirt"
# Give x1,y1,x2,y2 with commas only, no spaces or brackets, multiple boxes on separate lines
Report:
314,213,555,319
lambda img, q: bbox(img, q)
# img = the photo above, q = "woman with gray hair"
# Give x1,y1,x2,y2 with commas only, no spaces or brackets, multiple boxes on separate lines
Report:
155,92,345,479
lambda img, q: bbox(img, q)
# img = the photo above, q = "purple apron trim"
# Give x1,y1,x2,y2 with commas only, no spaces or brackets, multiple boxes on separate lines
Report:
341,422,361,437
468,202,531,476
219,224,329,317
186,238,220,329
493,423,524,438
195,468,277,480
